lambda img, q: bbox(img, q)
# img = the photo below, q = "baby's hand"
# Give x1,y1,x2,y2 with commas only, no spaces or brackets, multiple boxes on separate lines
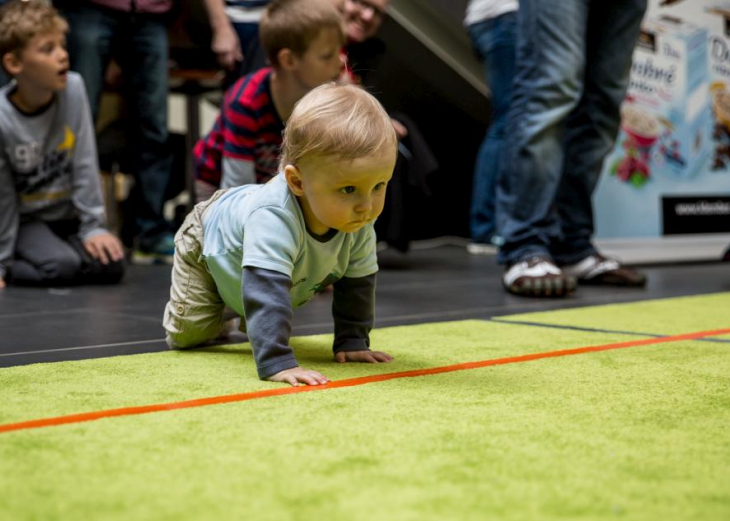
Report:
267,367,330,387
334,350,393,364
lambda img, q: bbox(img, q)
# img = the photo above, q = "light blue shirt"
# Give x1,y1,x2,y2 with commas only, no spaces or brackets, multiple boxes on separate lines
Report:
202,174,378,316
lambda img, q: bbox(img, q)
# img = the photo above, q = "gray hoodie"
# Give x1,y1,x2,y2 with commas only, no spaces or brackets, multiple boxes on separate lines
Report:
0,71,106,279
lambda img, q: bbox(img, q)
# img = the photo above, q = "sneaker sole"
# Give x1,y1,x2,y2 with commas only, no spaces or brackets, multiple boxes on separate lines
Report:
132,251,174,266
504,276,577,298
577,273,647,287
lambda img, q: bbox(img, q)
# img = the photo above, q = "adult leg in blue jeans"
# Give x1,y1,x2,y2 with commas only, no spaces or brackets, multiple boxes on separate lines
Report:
115,15,174,261
63,5,173,264
553,0,647,287
63,4,116,122
467,11,516,251
496,0,647,297
552,0,646,265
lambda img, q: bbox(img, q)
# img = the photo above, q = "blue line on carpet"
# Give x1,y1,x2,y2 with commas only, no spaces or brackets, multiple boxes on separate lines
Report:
489,318,730,344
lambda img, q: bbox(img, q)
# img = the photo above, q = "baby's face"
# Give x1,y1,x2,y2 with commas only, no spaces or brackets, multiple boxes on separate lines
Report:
290,147,396,235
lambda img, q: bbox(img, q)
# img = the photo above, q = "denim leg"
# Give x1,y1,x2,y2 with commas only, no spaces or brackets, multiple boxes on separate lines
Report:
468,12,517,244
496,0,590,265
116,17,173,242
552,0,648,265
62,5,116,122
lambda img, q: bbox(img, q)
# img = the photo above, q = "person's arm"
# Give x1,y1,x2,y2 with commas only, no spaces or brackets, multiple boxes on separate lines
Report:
202,0,243,70
243,266,329,385
70,77,124,264
331,274,392,364
332,274,375,352
221,156,256,188
0,155,18,287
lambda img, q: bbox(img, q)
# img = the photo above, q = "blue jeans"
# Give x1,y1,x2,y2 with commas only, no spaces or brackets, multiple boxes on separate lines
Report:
63,4,172,243
468,11,517,244
496,0,647,265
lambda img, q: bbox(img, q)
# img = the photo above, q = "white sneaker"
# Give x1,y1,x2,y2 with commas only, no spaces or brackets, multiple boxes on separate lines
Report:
467,242,497,255
502,256,576,297
562,254,646,286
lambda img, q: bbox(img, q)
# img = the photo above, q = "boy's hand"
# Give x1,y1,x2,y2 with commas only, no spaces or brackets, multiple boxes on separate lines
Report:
267,367,330,387
84,232,124,265
391,118,408,140
211,24,243,70
335,350,393,364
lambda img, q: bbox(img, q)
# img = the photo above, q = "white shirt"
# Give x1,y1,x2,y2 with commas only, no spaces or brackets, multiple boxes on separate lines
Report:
464,0,518,26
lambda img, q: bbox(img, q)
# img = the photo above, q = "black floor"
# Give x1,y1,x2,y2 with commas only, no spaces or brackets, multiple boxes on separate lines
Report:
1,245,728,368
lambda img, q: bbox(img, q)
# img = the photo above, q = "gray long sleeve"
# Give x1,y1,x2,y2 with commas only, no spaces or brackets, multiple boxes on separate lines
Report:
0,73,107,280
242,268,376,379
0,156,19,280
332,274,376,353
70,78,106,241
242,266,299,379
221,156,256,189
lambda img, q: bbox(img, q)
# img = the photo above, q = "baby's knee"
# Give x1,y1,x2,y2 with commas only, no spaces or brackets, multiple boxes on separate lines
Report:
165,331,200,350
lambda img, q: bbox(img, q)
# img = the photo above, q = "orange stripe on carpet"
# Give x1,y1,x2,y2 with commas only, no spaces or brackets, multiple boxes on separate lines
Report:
1,326,728,435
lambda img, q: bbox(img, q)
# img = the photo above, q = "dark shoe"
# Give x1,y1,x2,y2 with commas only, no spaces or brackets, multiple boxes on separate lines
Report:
562,254,646,287
502,256,576,297
132,233,175,265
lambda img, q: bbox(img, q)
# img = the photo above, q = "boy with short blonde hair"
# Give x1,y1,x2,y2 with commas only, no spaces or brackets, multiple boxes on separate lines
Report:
165,83,397,386
0,0,124,288
194,0,346,200
0,0,66,59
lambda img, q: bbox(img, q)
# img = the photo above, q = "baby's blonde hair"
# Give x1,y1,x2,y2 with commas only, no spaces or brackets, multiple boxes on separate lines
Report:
260,0,345,67
0,0,68,73
280,83,397,170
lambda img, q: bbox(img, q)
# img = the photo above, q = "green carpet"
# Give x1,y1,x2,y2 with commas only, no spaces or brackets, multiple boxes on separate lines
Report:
1,293,729,520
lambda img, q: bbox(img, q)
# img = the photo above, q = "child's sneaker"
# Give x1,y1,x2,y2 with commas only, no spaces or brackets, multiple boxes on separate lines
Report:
561,254,646,287
467,235,503,255
467,242,497,255
503,256,576,297
132,233,175,265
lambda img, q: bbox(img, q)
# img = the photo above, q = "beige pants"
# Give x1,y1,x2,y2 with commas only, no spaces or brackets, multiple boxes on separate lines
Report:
163,189,231,349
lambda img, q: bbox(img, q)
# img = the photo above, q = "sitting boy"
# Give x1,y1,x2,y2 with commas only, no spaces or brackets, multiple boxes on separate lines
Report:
164,83,396,386
193,0,346,202
0,0,124,288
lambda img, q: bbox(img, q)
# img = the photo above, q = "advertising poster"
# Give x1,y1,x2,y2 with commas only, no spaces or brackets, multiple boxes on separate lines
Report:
594,0,730,259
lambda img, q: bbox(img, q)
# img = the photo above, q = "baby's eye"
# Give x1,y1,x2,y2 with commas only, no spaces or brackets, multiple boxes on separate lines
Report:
373,182,387,191
340,186,356,194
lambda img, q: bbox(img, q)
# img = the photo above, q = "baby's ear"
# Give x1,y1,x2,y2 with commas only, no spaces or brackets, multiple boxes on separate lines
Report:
284,165,304,195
